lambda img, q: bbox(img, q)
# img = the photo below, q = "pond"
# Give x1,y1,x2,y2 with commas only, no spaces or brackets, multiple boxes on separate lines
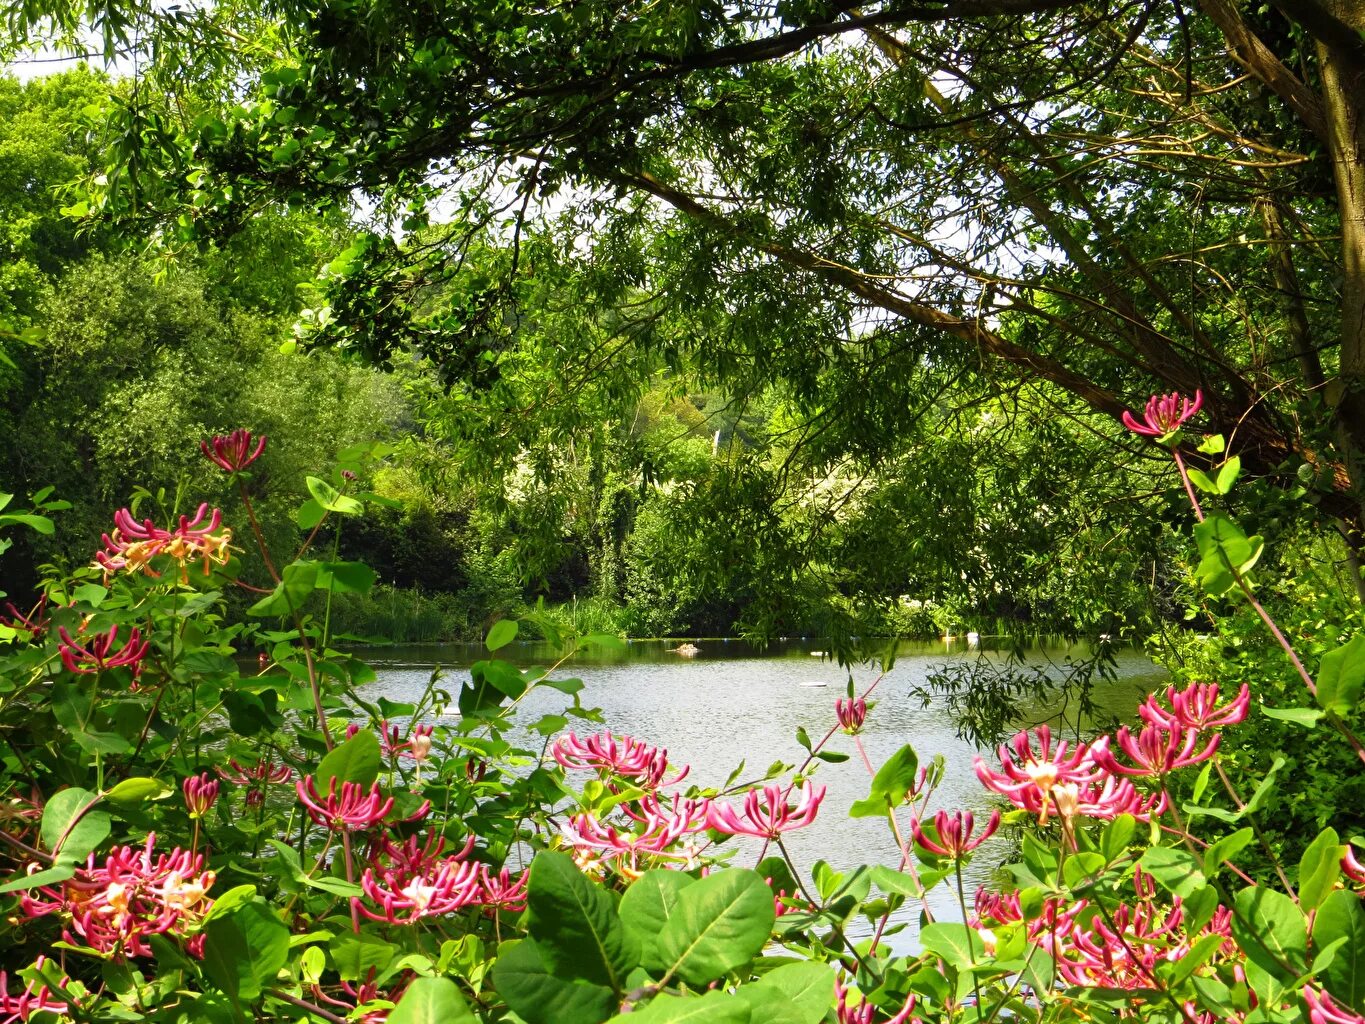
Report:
362,637,1166,950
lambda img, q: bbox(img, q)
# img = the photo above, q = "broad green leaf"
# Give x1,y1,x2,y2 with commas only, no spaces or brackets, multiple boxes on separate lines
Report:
1298,828,1343,911
246,561,319,617
306,475,362,514
1186,468,1218,493
104,776,174,804
318,561,377,594
1315,890,1365,1013
388,978,478,1024
1202,828,1253,879
486,618,519,651
1243,758,1286,815
1261,706,1323,728
848,743,918,817
1158,932,1227,989
265,840,362,899
620,870,696,974
744,961,835,1024
526,850,636,991
330,930,397,982
1138,847,1205,898
919,922,980,968
611,990,750,1024
655,868,775,988
315,730,382,789
1216,456,1241,493
201,901,289,1002
1317,636,1365,716
0,863,75,894
1101,814,1136,862
1192,512,1263,596
41,787,109,863
490,939,616,1024
1231,886,1306,984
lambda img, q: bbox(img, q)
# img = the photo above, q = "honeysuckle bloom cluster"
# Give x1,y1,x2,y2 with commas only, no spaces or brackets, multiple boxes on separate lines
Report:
218,755,292,807
1122,389,1203,438
1306,988,1365,1024
296,776,429,832
313,971,407,1024
478,864,530,912
563,795,711,874
706,780,825,840
182,773,220,819
356,856,482,925
551,730,690,790
21,834,215,958
1140,681,1250,732
95,504,232,582
1343,846,1365,886
57,624,149,677
1092,723,1219,778
973,888,1090,957
911,809,1000,859
200,429,267,473
834,974,918,1024
0,597,49,640
0,957,69,1024
836,697,867,734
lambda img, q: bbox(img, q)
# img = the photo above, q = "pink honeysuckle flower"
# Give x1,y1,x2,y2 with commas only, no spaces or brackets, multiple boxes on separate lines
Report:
478,865,529,912
706,780,825,840
218,755,292,807
406,724,434,763
314,970,408,1024
0,956,70,1024
370,832,474,876
1,597,50,640
974,724,1102,823
58,624,149,677
1122,389,1203,438
182,773,220,819
296,776,427,832
1053,893,1186,991
355,856,482,925
1306,988,1365,1024
834,974,918,1024
563,796,712,873
1092,724,1219,778
1139,682,1250,732
20,833,215,959
1341,846,1365,886
200,429,267,473
1047,775,1166,822
551,730,690,789
911,809,1000,859
836,697,867,734
96,504,232,581
973,887,1089,958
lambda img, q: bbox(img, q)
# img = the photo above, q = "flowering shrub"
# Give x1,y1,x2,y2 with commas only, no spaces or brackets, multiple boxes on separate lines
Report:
0,412,1359,1024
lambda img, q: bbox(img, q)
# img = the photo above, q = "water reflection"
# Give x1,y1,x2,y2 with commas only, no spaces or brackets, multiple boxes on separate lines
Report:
364,638,1165,952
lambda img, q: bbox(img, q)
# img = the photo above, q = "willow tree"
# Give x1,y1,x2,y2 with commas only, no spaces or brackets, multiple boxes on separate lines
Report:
14,0,1365,620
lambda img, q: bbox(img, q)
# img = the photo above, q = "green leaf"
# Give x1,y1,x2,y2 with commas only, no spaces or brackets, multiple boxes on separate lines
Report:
41,787,109,863
1160,932,1227,989
318,561,377,594
1186,468,1218,493
315,730,382,789
490,939,616,1024
745,961,835,1024
388,978,478,1024
1315,890,1365,1013
1244,757,1286,815
306,476,362,515
296,498,325,529
1198,434,1226,455
654,868,776,988
201,901,290,1003
486,618,519,652
1138,847,1206,898
1101,814,1136,862
619,870,696,974
1216,456,1241,493
1202,828,1253,879
330,930,397,982
0,863,75,894
581,632,626,652
617,991,751,1024
104,776,174,804
1230,886,1306,984
246,561,319,617
848,743,918,817
1298,828,1343,912
265,840,362,899
1317,636,1365,716
919,922,980,968
1261,706,1323,728
71,583,108,607
1193,512,1263,596
526,850,637,992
